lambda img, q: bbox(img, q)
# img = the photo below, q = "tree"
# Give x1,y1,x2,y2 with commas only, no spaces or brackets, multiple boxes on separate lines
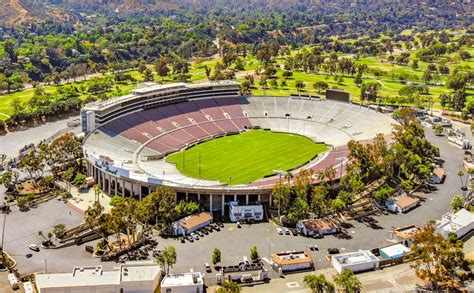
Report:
271,182,292,215
450,195,463,212
313,81,329,94
174,201,200,217
333,270,362,293
18,149,44,187
422,70,432,84
93,184,102,202
141,186,176,226
249,246,259,262
212,248,222,265
52,224,66,239
434,124,443,136
216,281,241,293
295,80,305,95
360,82,380,104
304,274,335,293
155,57,170,81
410,221,472,290
143,68,154,82
157,246,177,274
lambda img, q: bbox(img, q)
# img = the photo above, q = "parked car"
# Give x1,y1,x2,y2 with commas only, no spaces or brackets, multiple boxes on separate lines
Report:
237,221,242,228
185,235,194,242
312,233,323,239
200,228,208,235
205,263,212,272
204,226,213,233
276,228,283,235
211,224,221,231
180,237,185,243
291,229,298,236
195,231,204,237
28,244,40,252
25,253,33,258
327,248,340,254
284,228,291,235
190,233,199,240
153,250,163,258
216,222,224,228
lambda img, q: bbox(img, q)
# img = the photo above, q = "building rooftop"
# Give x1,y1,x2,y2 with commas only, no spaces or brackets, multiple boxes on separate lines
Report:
271,251,313,266
395,195,420,209
36,261,161,289
437,208,474,233
178,212,213,230
393,225,418,239
433,167,445,179
300,218,340,231
380,243,411,259
83,80,240,111
332,250,379,265
161,272,203,287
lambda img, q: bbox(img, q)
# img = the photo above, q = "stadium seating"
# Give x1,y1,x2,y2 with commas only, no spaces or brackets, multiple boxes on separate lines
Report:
85,95,394,188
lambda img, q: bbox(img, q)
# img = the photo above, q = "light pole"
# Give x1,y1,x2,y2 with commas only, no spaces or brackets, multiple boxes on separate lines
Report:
0,212,7,263
273,170,286,223
336,157,346,179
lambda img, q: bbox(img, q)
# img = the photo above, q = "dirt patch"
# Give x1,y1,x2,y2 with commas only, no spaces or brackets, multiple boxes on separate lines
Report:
17,180,42,195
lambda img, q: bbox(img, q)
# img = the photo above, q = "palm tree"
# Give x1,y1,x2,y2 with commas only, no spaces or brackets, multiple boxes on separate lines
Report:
285,171,293,185
304,274,335,293
457,170,467,197
93,184,102,202
38,231,47,241
333,270,362,293
457,170,465,188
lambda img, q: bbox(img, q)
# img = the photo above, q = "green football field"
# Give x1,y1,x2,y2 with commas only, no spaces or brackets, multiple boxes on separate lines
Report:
166,130,329,185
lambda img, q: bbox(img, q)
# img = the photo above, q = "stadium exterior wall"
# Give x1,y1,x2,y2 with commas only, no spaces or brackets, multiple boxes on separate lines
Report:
85,160,271,216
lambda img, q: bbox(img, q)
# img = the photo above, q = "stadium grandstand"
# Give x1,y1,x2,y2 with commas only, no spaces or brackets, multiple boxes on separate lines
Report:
82,81,395,215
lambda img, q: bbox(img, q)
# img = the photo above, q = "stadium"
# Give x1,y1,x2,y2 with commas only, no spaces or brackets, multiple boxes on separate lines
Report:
81,81,395,215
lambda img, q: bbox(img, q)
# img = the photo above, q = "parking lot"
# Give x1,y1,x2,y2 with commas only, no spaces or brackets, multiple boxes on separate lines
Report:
0,195,109,275
158,127,467,282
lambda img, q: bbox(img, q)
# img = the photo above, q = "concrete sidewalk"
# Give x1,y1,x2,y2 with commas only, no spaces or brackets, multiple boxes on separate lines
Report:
56,181,112,213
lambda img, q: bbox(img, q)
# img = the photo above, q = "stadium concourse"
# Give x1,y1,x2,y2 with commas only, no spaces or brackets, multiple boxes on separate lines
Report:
82,81,395,214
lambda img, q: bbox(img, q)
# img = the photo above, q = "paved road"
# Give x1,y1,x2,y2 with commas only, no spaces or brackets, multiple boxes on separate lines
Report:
0,115,80,159
0,199,111,275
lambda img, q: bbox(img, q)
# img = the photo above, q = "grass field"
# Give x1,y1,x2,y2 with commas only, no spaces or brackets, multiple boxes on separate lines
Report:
166,130,329,185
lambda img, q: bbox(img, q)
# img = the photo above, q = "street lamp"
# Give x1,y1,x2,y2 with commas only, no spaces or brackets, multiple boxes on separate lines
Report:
273,170,286,223
336,157,346,179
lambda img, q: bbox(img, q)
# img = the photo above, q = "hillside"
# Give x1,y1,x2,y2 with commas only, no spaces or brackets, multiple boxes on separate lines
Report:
0,0,31,26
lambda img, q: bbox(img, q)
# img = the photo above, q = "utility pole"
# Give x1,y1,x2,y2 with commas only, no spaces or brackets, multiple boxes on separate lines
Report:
199,152,201,178
273,170,286,223
0,212,7,263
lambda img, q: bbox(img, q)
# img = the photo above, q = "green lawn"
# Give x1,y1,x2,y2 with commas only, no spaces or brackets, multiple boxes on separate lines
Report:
166,130,328,185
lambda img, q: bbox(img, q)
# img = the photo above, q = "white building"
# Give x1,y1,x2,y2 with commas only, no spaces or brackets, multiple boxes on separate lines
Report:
386,195,420,213
436,208,474,239
160,272,204,293
229,201,264,222
379,243,411,260
331,250,380,273
36,261,161,293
